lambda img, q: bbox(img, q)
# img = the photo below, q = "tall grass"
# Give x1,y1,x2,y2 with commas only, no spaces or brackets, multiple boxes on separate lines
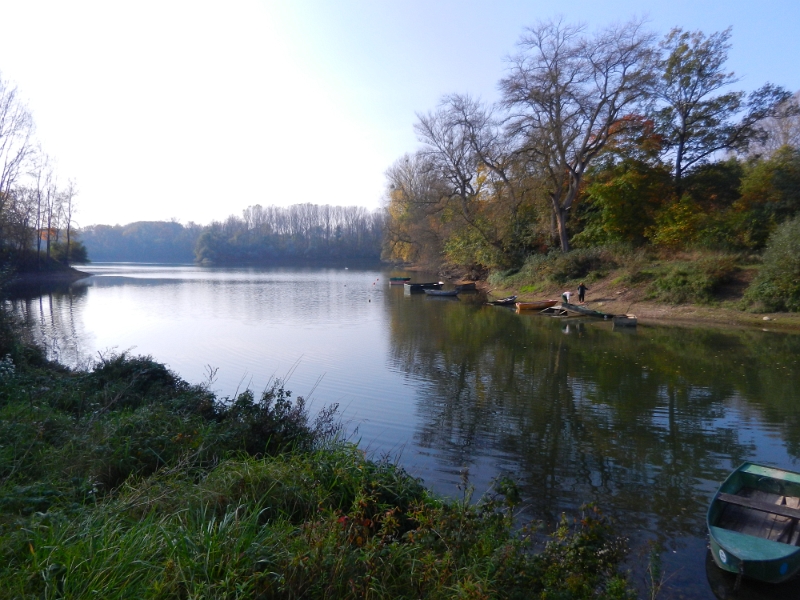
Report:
2,453,634,599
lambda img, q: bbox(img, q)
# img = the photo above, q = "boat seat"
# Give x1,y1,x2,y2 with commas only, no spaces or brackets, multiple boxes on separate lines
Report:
718,492,800,545
719,493,800,521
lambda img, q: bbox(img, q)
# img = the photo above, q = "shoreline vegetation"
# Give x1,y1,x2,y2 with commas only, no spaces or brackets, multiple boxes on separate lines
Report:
0,309,638,599
471,245,800,332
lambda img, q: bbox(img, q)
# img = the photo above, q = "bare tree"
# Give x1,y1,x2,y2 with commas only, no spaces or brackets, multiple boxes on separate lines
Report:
60,179,78,263
416,105,511,258
443,93,549,259
747,90,800,157
31,153,52,268
500,18,656,251
0,72,35,239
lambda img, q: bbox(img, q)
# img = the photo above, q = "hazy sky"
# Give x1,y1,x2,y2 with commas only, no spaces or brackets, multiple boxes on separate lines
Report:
1,0,798,227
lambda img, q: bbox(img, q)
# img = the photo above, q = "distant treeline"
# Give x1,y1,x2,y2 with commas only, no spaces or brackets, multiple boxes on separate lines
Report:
196,204,384,263
80,221,202,263
79,204,384,264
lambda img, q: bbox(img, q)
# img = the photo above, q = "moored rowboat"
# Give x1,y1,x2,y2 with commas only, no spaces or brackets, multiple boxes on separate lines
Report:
708,462,800,583
404,282,444,293
515,300,558,311
423,289,458,297
487,295,518,306
561,301,612,318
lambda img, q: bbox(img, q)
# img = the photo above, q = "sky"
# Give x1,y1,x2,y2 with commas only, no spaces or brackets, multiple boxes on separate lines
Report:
1,0,798,227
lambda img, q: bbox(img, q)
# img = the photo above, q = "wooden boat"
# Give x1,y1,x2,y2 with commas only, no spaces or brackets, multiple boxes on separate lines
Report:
561,301,612,318
404,282,443,293
515,300,558,311
708,462,800,583
389,277,412,285
423,289,458,297
487,295,518,306
612,314,637,327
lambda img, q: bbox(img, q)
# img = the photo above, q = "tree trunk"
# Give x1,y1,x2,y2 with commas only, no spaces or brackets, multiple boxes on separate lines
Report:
551,194,571,252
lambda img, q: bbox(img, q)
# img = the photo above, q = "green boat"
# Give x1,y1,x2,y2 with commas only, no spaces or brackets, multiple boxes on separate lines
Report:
708,462,800,583
403,282,443,293
561,301,612,318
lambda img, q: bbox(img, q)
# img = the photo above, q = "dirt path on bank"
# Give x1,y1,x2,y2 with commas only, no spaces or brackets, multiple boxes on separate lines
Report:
479,275,800,333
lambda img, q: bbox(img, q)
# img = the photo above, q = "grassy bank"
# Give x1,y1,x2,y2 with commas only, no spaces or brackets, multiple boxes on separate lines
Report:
0,310,635,599
485,247,800,331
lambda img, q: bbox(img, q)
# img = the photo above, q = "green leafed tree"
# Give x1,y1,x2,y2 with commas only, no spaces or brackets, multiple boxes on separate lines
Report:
731,146,800,248
577,159,673,247
655,27,793,192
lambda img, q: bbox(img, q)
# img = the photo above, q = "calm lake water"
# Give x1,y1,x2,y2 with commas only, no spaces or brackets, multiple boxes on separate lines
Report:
7,263,800,598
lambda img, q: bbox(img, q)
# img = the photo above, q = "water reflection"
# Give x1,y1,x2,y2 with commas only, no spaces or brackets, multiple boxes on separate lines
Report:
705,549,799,599
6,264,800,599
11,285,90,368
385,292,800,597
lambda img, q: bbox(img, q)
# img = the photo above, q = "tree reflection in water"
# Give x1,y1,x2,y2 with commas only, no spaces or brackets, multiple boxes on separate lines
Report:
386,295,800,597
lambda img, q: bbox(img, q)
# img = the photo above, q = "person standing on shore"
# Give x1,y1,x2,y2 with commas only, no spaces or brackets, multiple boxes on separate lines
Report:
577,283,588,303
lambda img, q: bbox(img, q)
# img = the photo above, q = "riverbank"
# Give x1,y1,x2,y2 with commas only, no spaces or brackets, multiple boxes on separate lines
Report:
429,250,800,332
505,276,800,332
2,262,91,288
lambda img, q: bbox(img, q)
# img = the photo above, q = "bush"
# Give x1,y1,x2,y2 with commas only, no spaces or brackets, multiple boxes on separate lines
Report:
744,216,800,312
646,255,739,304
490,247,624,289
214,384,340,456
